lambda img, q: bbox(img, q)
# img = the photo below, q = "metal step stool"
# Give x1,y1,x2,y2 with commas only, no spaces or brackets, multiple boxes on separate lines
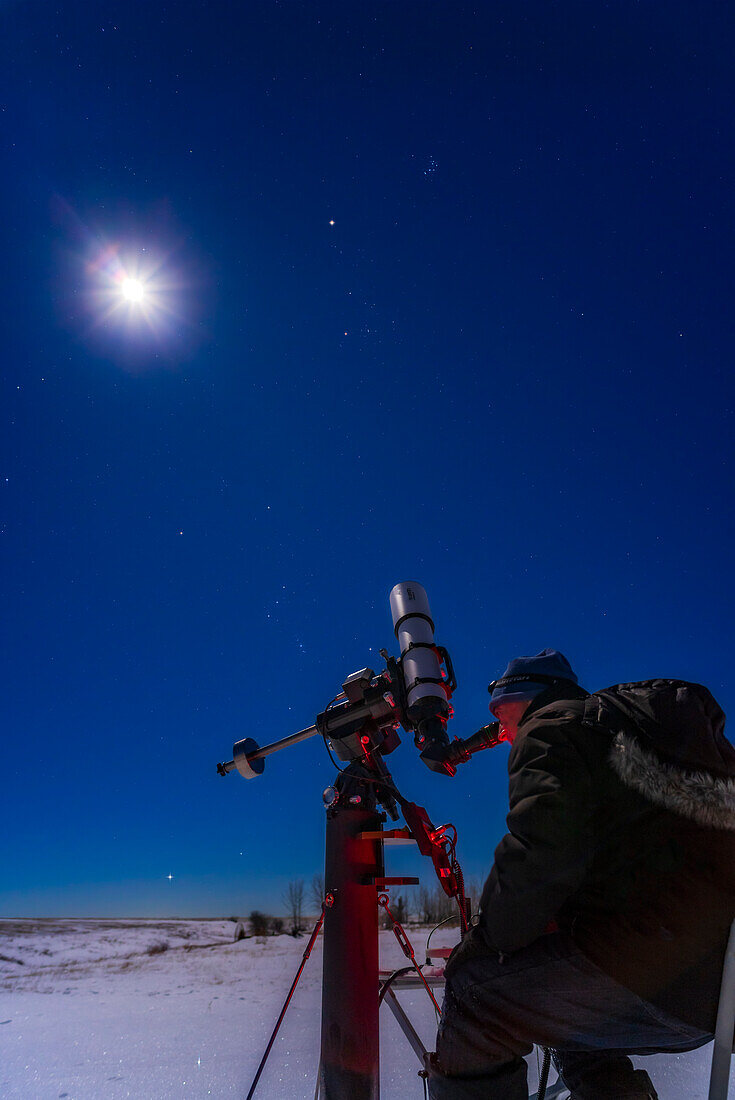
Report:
709,917,735,1100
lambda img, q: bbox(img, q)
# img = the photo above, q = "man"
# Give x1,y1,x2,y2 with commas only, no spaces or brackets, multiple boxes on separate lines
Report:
429,649,735,1100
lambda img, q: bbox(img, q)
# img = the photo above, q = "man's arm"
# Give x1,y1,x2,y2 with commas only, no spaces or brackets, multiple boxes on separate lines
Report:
479,710,595,953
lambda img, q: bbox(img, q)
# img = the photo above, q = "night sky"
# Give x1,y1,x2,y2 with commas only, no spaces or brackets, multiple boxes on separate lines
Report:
2,2,733,918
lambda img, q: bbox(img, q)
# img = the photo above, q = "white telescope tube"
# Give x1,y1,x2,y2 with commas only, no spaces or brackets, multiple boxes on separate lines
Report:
389,582,448,710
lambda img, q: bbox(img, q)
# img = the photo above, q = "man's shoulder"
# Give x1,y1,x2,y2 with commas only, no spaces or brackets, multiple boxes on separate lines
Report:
515,694,613,766
521,694,588,731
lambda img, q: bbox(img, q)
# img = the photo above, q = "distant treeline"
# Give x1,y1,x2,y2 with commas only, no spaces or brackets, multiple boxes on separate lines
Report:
231,874,485,937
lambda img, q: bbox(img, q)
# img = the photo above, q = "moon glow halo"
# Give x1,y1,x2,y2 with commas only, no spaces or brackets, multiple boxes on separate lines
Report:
121,277,145,303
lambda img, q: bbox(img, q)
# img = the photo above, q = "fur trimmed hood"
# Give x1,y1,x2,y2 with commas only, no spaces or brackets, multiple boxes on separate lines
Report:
584,680,735,831
609,729,735,830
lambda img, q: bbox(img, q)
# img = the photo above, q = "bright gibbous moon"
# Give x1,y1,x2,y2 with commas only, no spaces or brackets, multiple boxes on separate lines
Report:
121,277,145,303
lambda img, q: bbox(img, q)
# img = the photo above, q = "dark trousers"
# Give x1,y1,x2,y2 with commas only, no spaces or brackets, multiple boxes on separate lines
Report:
428,930,711,1099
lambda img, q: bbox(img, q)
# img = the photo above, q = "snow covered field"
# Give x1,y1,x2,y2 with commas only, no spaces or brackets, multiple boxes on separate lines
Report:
0,919,730,1099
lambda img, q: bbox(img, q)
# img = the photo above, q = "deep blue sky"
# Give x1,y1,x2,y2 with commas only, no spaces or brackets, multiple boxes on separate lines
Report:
2,1,733,917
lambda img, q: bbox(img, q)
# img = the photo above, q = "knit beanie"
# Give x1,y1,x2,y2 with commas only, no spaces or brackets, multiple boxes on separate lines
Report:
488,649,579,714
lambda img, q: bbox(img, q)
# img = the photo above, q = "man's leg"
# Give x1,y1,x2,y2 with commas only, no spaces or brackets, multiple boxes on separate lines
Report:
552,1051,658,1099
427,929,709,1100
428,983,530,1100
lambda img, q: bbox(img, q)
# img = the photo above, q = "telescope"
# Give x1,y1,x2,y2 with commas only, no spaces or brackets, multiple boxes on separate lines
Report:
218,581,503,790
215,582,505,1100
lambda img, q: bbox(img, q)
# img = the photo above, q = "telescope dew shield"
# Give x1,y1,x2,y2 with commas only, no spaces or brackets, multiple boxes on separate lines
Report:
389,582,448,713
232,737,265,780
390,582,454,775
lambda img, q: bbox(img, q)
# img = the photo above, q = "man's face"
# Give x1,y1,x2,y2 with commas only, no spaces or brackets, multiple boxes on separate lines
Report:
491,699,532,745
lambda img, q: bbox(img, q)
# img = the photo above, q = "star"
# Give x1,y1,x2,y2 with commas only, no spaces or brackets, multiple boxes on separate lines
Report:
167,873,174,881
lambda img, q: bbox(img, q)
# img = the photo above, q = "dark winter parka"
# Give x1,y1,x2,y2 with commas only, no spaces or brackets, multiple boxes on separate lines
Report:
477,679,735,1033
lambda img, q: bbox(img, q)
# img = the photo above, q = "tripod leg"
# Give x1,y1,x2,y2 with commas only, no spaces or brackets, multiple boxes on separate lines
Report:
246,909,325,1100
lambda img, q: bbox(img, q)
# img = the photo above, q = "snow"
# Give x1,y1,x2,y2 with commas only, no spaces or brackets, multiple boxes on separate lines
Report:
0,919,731,1099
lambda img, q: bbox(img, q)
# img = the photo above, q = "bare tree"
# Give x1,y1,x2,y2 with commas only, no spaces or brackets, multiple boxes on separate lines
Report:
465,875,485,922
393,894,408,924
433,885,457,924
310,872,325,914
379,890,416,929
283,879,305,935
418,884,437,924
